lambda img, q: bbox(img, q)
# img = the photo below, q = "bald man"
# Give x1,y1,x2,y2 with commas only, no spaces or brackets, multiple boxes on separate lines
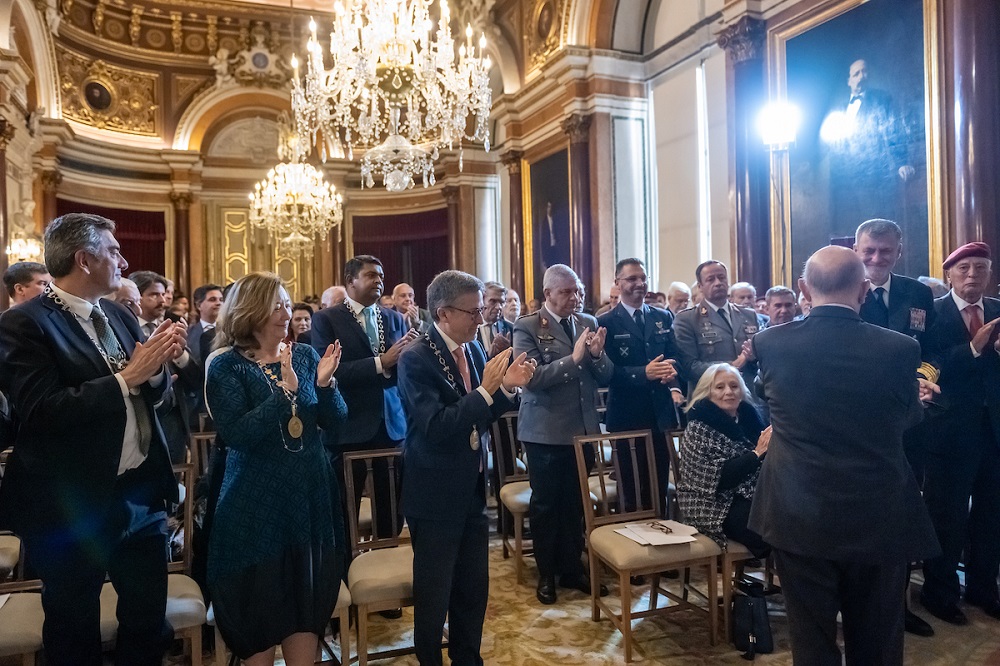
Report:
749,246,939,666
321,285,348,309
391,282,432,333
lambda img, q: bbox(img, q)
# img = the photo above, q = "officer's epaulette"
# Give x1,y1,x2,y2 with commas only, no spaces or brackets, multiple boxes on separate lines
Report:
516,312,539,321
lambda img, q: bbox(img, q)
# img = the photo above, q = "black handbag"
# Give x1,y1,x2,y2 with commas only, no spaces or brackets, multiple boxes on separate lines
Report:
732,592,773,660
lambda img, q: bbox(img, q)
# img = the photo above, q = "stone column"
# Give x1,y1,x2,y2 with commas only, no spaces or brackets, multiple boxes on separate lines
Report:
560,113,595,306
500,149,524,297
0,118,13,311
718,17,770,290
442,185,461,270
170,191,192,295
944,0,1000,283
40,169,62,228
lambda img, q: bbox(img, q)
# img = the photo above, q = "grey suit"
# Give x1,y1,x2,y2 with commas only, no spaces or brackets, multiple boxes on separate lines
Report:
513,306,612,580
674,300,760,395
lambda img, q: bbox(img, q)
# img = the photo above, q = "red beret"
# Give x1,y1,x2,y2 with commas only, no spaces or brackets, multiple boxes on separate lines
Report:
943,242,991,270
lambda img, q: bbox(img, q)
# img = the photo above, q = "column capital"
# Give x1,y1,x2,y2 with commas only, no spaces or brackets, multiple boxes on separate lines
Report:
40,169,63,193
560,114,592,144
0,118,14,150
717,16,766,64
170,190,193,211
500,150,524,174
442,185,461,205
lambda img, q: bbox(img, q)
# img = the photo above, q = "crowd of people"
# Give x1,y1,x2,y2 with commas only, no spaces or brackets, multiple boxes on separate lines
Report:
0,211,997,666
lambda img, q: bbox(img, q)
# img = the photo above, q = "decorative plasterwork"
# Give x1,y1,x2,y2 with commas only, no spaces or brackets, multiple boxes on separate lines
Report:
716,16,765,64
57,45,159,135
526,0,563,69
205,115,279,163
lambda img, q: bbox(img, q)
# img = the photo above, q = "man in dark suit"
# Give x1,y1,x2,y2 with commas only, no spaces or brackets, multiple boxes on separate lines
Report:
312,255,420,541
0,213,185,666
391,282,433,334
476,281,513,358
513,264,613,605
597,258,683,515
749,245,939,666
853,218,938,637
919,242,1000,625
674,260,761,408
398,270,534,666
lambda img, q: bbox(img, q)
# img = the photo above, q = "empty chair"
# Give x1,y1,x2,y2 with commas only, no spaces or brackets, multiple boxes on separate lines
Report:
490,410,533,583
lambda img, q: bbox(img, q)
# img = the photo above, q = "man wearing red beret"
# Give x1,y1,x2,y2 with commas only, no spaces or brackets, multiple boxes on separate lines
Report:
920,241,1000,625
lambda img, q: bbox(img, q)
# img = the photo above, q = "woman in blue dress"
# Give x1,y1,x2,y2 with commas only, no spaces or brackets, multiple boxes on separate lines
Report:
206,271,347,665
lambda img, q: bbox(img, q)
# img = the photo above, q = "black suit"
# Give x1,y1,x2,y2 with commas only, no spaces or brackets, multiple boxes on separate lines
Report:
398,326,514,666
0,292,177,666
597,303,681,514
920,293,1000,609
311,302,408,540
749,306,938,665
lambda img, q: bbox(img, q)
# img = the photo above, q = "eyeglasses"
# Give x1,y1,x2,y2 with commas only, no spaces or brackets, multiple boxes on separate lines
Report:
645,521,673,535
447,305,486,319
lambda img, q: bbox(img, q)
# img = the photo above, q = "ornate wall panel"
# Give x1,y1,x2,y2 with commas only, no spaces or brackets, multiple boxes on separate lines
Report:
57,45,159,135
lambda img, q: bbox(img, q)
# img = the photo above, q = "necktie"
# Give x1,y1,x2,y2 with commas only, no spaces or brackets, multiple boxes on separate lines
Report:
633,308,645,330
867,287,889,327
90,307,151,455
362,306,379,353
717,306,730,330
966,304,983,337
143,322,156,340
452,345,472,393
559,317,574,342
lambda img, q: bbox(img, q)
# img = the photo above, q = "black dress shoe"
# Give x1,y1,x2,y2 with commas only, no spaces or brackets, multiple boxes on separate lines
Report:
536,576,557,605
920,596,968,626
559,574,609,597
904,609,935,637
965,594,1000,620
378,608,403,619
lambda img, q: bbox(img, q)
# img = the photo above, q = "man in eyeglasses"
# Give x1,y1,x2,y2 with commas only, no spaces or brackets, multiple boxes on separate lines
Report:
513,263,612,605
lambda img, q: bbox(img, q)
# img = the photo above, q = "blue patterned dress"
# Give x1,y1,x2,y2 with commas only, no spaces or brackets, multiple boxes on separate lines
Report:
206,343,347,658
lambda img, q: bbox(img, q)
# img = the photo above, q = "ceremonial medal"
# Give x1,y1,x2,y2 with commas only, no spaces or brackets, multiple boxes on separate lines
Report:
910,308,927,332
470,426,480,450
288,415,304,438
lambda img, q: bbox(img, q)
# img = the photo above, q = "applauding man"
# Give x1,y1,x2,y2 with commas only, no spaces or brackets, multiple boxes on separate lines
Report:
398,270,535,666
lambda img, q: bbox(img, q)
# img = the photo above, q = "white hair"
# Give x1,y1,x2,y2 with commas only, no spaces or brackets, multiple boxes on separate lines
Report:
542,264,579,291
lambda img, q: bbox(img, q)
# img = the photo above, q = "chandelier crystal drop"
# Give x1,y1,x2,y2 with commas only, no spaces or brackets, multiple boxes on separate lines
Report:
289,0,492,192
249,116,344,259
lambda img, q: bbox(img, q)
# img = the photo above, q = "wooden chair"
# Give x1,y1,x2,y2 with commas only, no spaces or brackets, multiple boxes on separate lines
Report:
490,411,534,583
100,464,207,665
343,448,414,666
189,432,216,479
0,532,22,580
573,430,720,663
595,387,609,422
0,577,43,665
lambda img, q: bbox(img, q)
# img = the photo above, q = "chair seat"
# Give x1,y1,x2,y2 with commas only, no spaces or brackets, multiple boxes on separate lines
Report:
0,591,43,657
588,475,617,502
590,526,721,571
348,545,414,606
334,579,352,612
100,573,206,639
499,481,531,512
724,540,752,559
0,535,20,573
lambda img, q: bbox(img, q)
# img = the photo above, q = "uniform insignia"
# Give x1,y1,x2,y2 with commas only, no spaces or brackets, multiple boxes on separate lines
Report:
744,323,758,335
700,306,708,316
655,320,664,330
538,334,555,342
542,353,552,363
619,345,629,356
540,317,549,329
909,308,926,332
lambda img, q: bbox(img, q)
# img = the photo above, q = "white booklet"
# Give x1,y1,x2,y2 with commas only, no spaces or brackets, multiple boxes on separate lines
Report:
614,520,699,546
0,593,9,612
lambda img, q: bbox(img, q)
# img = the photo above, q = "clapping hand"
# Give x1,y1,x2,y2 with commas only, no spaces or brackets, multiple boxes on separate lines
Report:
489,332,512,357
481,348,511,394
918,378,941,404
317,341,342,388
120,319,183,389
278,344,299,393
587,327,607,357
645,354,677,383
502,351,537,391
972,317,1000,355
571,327,591,364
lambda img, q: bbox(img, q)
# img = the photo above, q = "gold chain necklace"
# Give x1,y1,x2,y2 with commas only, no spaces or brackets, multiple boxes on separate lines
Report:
244,346,304,452
425,334,480,451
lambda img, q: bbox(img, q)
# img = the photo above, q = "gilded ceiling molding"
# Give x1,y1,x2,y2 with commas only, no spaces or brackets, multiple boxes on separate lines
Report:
11,0,61,117
526,0,563,70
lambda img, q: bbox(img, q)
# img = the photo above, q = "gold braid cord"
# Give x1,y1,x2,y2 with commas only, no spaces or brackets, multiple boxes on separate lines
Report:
917,362,940,384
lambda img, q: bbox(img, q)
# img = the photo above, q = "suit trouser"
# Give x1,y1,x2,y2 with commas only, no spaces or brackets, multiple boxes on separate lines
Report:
22,461,173,666
921,410,1000,606
523,442,593,579
774,549,906,666
614,428,669,517
407,479,489,666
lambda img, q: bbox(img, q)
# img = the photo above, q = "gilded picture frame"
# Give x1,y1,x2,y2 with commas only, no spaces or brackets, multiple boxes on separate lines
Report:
522,145,572,303
766,0,944,286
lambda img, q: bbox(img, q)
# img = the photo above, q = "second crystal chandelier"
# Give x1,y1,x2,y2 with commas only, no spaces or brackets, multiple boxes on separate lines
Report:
289,0,493,192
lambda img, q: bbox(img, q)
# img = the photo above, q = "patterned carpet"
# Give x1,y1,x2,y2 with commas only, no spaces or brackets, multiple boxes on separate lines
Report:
341,528,1000,666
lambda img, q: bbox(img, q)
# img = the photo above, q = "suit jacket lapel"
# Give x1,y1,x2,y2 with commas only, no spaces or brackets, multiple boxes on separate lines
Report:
542,306,573,346
429,327,468,396
706,301,733,333
885,276,910,332
643,306,657,340
339,303,376,355
939,295,972,342
102,301,137,357
614,303,644,338
41,297,109,376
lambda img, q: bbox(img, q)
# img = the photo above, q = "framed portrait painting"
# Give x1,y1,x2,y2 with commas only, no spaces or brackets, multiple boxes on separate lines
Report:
523,147,572,302
767,0,942,284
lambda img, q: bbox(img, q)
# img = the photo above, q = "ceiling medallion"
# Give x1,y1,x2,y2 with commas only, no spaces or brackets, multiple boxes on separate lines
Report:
289,0,493,192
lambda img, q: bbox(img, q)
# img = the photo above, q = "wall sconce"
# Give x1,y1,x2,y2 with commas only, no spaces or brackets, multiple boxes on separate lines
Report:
7,235,44,263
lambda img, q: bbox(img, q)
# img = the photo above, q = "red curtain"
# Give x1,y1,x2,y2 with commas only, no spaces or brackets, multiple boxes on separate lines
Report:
353,209,449,304
55,199,167,276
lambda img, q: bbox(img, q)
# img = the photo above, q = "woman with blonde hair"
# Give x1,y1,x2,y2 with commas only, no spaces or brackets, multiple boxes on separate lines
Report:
206,271,347,665
677,363,772,557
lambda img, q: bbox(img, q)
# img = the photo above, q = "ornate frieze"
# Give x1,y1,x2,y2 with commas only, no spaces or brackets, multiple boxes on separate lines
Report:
57,46,159,135
526,0,562,69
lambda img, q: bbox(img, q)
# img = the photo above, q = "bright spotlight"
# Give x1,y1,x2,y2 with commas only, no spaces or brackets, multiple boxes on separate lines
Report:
758,101,801,148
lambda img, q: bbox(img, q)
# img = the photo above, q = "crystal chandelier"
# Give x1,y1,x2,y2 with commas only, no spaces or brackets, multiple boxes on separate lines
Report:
289,0,493,192
249,115,344,259
6,235,43,263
